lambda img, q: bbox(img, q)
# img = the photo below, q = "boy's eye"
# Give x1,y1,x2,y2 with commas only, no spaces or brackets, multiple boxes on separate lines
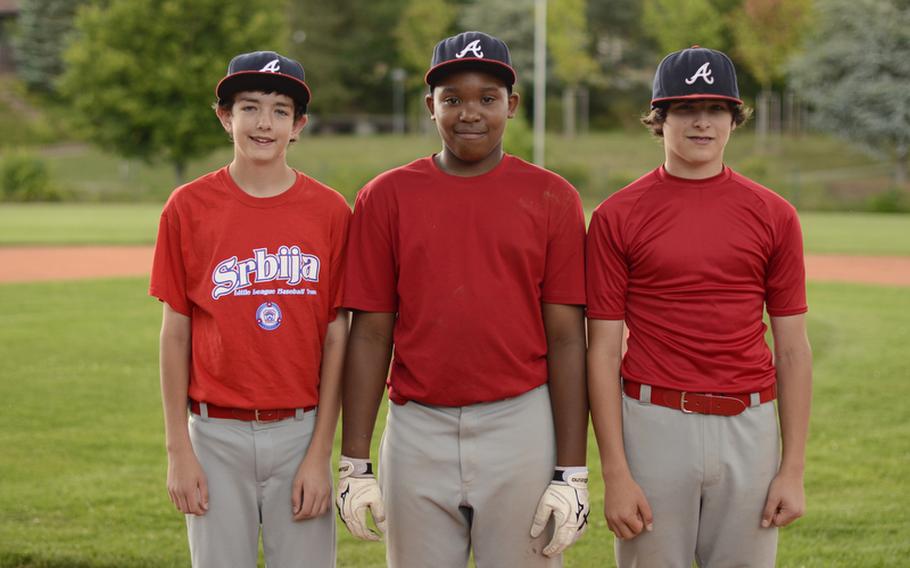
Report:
444,97,460,105
275,109,289,116
241,105,257,112
482,96,496,104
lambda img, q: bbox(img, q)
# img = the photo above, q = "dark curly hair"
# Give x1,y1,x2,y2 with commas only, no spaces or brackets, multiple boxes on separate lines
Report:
641,101,752,137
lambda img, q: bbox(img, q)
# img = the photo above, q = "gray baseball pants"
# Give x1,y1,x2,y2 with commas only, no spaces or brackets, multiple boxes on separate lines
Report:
186,406,335,567
616,389,780,568
379,384,561,568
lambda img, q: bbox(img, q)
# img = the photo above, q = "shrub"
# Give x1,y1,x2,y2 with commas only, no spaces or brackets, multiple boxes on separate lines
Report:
504,112,534,162
0,152,64,201
548,161,591,195
866,188,910,213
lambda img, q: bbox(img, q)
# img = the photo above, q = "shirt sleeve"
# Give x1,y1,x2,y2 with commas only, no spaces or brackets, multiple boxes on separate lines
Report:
327,204,352,322
541,179,586,305
148,206,191,316
765,207,808,316
343,180,399,312
585,206,628,320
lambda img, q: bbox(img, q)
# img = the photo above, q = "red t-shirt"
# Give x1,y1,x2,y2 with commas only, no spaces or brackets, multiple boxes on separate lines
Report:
344,155,586,406
586,166,807,393
149,167,351,409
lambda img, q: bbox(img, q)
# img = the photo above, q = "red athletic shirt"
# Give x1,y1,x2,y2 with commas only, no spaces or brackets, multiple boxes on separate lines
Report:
149,167,351,409
344,155,586,406
586,166,807,393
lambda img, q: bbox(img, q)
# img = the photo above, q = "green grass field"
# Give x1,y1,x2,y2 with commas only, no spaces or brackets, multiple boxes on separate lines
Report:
1,277,908,567
1,203,909,257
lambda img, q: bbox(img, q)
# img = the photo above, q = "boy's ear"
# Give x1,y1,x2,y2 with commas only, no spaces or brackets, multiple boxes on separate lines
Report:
507,91,520,119
425,92,436,120
215,105,233,133
291,115,308,140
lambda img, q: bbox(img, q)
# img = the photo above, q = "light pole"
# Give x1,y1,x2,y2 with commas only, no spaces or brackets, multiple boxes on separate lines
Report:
533,0,547,167
391,67,407,135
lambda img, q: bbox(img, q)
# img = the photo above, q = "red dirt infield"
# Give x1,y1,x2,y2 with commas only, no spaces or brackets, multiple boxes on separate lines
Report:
0,246,909,286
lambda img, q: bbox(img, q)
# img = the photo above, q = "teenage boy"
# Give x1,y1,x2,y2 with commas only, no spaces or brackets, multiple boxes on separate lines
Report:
586,46,813,567
150,51,350,568
335,31,589,567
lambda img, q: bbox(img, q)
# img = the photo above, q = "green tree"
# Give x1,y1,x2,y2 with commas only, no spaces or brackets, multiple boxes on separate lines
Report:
59,0,289,184
730,0,812,147
642,0,726,54
396,0,456,89
289,0,408,116
460,0,535,86
790,0,910,185
12,0,86,93
395,0,456,130
288,2,348,114
548,0,600,136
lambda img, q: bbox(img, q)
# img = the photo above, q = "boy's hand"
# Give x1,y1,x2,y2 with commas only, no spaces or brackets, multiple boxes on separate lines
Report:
761,469,805,528
167,449,208,515
603,469,653,540
292,452,332,520
531,467,590,557
336,457,386,541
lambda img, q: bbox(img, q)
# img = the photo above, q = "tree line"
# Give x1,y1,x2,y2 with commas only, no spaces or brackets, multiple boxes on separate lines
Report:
9,0,910,185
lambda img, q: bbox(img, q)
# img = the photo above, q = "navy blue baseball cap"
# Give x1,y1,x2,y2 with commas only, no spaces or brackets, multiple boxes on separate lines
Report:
651,46,742,108
216,51,311,110
425,31,517,88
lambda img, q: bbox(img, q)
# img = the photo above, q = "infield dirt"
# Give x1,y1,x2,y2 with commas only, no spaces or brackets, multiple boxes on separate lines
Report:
0,246,909,286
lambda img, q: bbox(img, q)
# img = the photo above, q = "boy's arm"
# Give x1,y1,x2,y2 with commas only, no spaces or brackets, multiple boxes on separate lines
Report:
587,319,653,540
529,303,589,557
340,311,395,457
159,303,208,516
336,310,394,541
762,313,812,528
542,303,588,466
292,309,350,520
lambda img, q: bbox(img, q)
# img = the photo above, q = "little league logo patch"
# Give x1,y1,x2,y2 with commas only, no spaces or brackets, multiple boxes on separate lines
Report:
256,302,282,331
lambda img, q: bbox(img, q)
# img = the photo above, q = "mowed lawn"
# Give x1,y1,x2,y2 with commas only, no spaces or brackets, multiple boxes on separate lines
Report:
2,203,910,256
0,277,908,567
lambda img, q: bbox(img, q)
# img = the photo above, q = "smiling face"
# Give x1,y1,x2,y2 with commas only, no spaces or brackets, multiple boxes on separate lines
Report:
216,90,307,166
426,69,519,176
661,99,735,179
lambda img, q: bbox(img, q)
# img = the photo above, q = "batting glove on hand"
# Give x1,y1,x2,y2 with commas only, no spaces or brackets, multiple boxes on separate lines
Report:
336,456,386,542
530,467,590,557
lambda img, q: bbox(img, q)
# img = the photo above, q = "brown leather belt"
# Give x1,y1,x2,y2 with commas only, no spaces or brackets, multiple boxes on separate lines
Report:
623,380,776,416
190,400,314,422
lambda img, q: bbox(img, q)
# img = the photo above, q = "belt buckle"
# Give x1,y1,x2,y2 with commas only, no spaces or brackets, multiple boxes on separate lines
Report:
679,392,694,414
254,409,280,423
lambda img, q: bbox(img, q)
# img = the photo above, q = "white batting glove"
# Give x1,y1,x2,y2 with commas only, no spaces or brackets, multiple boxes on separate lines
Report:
530,467,590,557
336,456,387,541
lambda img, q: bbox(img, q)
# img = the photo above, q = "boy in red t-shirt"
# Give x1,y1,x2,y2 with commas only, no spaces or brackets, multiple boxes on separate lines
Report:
586,46,813,567
149,51,350,567
335,32,589,566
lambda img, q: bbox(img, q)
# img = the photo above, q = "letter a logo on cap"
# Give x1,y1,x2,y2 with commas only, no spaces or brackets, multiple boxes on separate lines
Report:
685,62,714,85
260,59,281,73
455,40,484,59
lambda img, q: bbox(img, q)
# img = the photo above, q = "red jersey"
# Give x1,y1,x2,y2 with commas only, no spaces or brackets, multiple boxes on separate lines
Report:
344,155,586,406
586,166,807,393
149,167,351,409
